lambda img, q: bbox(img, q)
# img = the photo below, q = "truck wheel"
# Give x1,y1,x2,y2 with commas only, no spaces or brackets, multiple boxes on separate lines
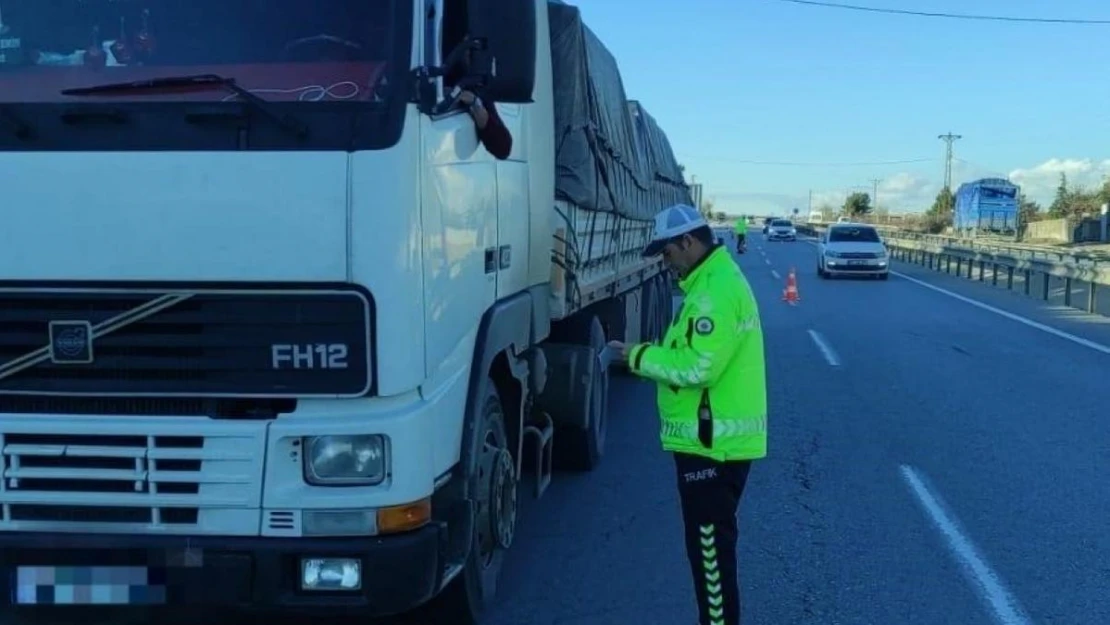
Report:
555,317,609,471
426,378,516,625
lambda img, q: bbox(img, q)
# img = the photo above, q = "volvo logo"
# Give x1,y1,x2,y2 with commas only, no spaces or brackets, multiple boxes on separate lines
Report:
0,292,195,383
48,321,94,364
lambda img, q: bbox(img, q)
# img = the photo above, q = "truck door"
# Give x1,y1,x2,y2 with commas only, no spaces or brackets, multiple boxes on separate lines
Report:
419,0,499,372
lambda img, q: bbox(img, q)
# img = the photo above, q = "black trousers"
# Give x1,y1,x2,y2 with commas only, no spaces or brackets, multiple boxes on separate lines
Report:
674,452,752,625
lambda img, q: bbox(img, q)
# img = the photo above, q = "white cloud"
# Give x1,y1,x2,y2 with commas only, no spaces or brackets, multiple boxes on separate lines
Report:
1008,158,1110,206
808,172,936,214
708,157,1110,217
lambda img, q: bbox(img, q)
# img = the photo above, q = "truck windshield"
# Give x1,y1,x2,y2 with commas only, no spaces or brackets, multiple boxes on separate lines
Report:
0,0,410,151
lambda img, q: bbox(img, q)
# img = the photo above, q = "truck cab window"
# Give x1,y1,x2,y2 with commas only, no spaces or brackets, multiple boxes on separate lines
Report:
0,0,410,152
440,0,468,89
0,1,397,100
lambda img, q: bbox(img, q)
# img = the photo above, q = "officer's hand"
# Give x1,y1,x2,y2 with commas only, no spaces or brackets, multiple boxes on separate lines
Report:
607,340,631,362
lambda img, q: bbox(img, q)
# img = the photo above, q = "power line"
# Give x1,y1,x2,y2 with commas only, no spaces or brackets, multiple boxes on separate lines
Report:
770,0,1110,24
938,133,961,191
938,133,961,213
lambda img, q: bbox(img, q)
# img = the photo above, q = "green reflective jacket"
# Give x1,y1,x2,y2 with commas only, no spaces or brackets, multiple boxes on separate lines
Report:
734,220,747,234
629,246,767,462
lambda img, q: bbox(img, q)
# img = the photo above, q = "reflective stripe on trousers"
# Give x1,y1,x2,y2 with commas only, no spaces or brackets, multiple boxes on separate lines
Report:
661,416,767,441
699,524,727,625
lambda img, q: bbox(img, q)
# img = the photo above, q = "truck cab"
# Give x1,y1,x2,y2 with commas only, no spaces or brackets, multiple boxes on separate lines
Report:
0,1,684,622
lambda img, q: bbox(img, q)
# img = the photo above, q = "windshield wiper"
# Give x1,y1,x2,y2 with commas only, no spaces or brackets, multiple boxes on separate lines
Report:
0,104,33,140
61,74,308,138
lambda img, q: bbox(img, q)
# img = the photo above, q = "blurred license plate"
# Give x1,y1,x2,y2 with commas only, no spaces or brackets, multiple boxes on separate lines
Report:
848,260,867,265
12,565,165,605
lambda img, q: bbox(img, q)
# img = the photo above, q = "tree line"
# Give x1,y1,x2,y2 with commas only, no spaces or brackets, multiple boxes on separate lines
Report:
692,172,1109,229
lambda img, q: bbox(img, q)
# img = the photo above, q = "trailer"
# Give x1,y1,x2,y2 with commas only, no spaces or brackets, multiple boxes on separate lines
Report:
954,178,1021,239
0,0,688,623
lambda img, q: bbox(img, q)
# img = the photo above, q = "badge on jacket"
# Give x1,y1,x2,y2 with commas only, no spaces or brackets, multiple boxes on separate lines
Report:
694,317,714,335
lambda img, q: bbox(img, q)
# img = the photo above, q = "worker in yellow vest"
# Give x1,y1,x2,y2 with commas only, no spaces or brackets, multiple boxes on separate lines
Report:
609,204,767,625
733,217,747,253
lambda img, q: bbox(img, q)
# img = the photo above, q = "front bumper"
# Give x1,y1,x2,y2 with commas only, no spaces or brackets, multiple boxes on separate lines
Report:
823,259,888,275
768,232,796,240
0,527,441,615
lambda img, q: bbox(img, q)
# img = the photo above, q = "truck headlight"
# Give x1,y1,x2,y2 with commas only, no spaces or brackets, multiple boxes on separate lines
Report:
301,558,361,591
304,435,388,485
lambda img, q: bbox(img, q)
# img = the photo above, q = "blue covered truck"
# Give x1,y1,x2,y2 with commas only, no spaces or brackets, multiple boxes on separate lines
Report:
954,178,1021,237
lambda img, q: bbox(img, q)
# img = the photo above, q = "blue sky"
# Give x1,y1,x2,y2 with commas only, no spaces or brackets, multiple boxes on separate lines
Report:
574,0,1110,215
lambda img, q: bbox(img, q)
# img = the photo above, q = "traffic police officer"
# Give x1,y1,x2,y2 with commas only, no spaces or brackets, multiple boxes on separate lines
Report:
733,217,747,252
610,204,767,625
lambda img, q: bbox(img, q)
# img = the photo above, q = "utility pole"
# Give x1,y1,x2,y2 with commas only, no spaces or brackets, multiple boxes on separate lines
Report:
808,189,813,212
869,178,881,209
938,132,961,213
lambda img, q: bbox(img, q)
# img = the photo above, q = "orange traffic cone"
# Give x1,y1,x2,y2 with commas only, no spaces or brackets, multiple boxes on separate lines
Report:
782,268,800,305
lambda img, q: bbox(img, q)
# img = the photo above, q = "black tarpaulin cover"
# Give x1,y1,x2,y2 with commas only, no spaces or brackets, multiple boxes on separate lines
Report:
548,1,692,221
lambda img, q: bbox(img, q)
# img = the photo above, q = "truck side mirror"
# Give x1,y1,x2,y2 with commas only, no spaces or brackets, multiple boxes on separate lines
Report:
467,0,536,103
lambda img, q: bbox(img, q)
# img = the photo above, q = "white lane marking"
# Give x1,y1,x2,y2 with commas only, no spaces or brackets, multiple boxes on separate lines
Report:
771,270,781,280
806,329,840,366
900,465,1034,625
765,258,772,265
891,270,1110,356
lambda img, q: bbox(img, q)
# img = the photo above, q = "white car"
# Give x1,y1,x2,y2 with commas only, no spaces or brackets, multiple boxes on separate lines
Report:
817,223,889,279
767,219,796,241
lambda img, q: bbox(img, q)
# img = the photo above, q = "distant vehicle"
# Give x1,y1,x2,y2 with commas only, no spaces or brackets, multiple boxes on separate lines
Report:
954,178,1020,237
807,211,824,225
762,216,773,234
817,224,889,279
767,219,797,242
836,216,852,223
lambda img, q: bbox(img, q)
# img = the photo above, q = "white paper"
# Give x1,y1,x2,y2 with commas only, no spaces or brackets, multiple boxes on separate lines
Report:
597,344,619,370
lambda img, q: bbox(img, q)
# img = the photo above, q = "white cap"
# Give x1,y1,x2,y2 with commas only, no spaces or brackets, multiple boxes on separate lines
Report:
642,203,708,257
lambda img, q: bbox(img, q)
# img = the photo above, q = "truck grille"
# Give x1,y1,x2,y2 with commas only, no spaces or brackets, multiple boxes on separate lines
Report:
0,419,266,534
838,252,879,259
0,288,373,397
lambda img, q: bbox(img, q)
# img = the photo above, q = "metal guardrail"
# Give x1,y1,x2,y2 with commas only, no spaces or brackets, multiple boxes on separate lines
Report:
883,236,1110,316
791,224,1108,315
882,231,1103,266
808,223,1104,266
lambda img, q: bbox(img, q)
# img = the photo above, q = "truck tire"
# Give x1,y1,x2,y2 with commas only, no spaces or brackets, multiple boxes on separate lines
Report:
555,316,608,471
425,377,516,625
659,271,675,324
640,276,664,342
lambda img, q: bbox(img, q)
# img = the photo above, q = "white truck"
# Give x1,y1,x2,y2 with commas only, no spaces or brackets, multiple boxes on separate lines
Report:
0,0,690,622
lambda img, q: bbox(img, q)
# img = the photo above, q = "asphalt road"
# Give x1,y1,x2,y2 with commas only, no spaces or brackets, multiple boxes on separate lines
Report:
463,234,1109,625
13,234,1109,625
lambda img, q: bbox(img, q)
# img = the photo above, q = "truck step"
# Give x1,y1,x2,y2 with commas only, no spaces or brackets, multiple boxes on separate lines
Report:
522,412,554,498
